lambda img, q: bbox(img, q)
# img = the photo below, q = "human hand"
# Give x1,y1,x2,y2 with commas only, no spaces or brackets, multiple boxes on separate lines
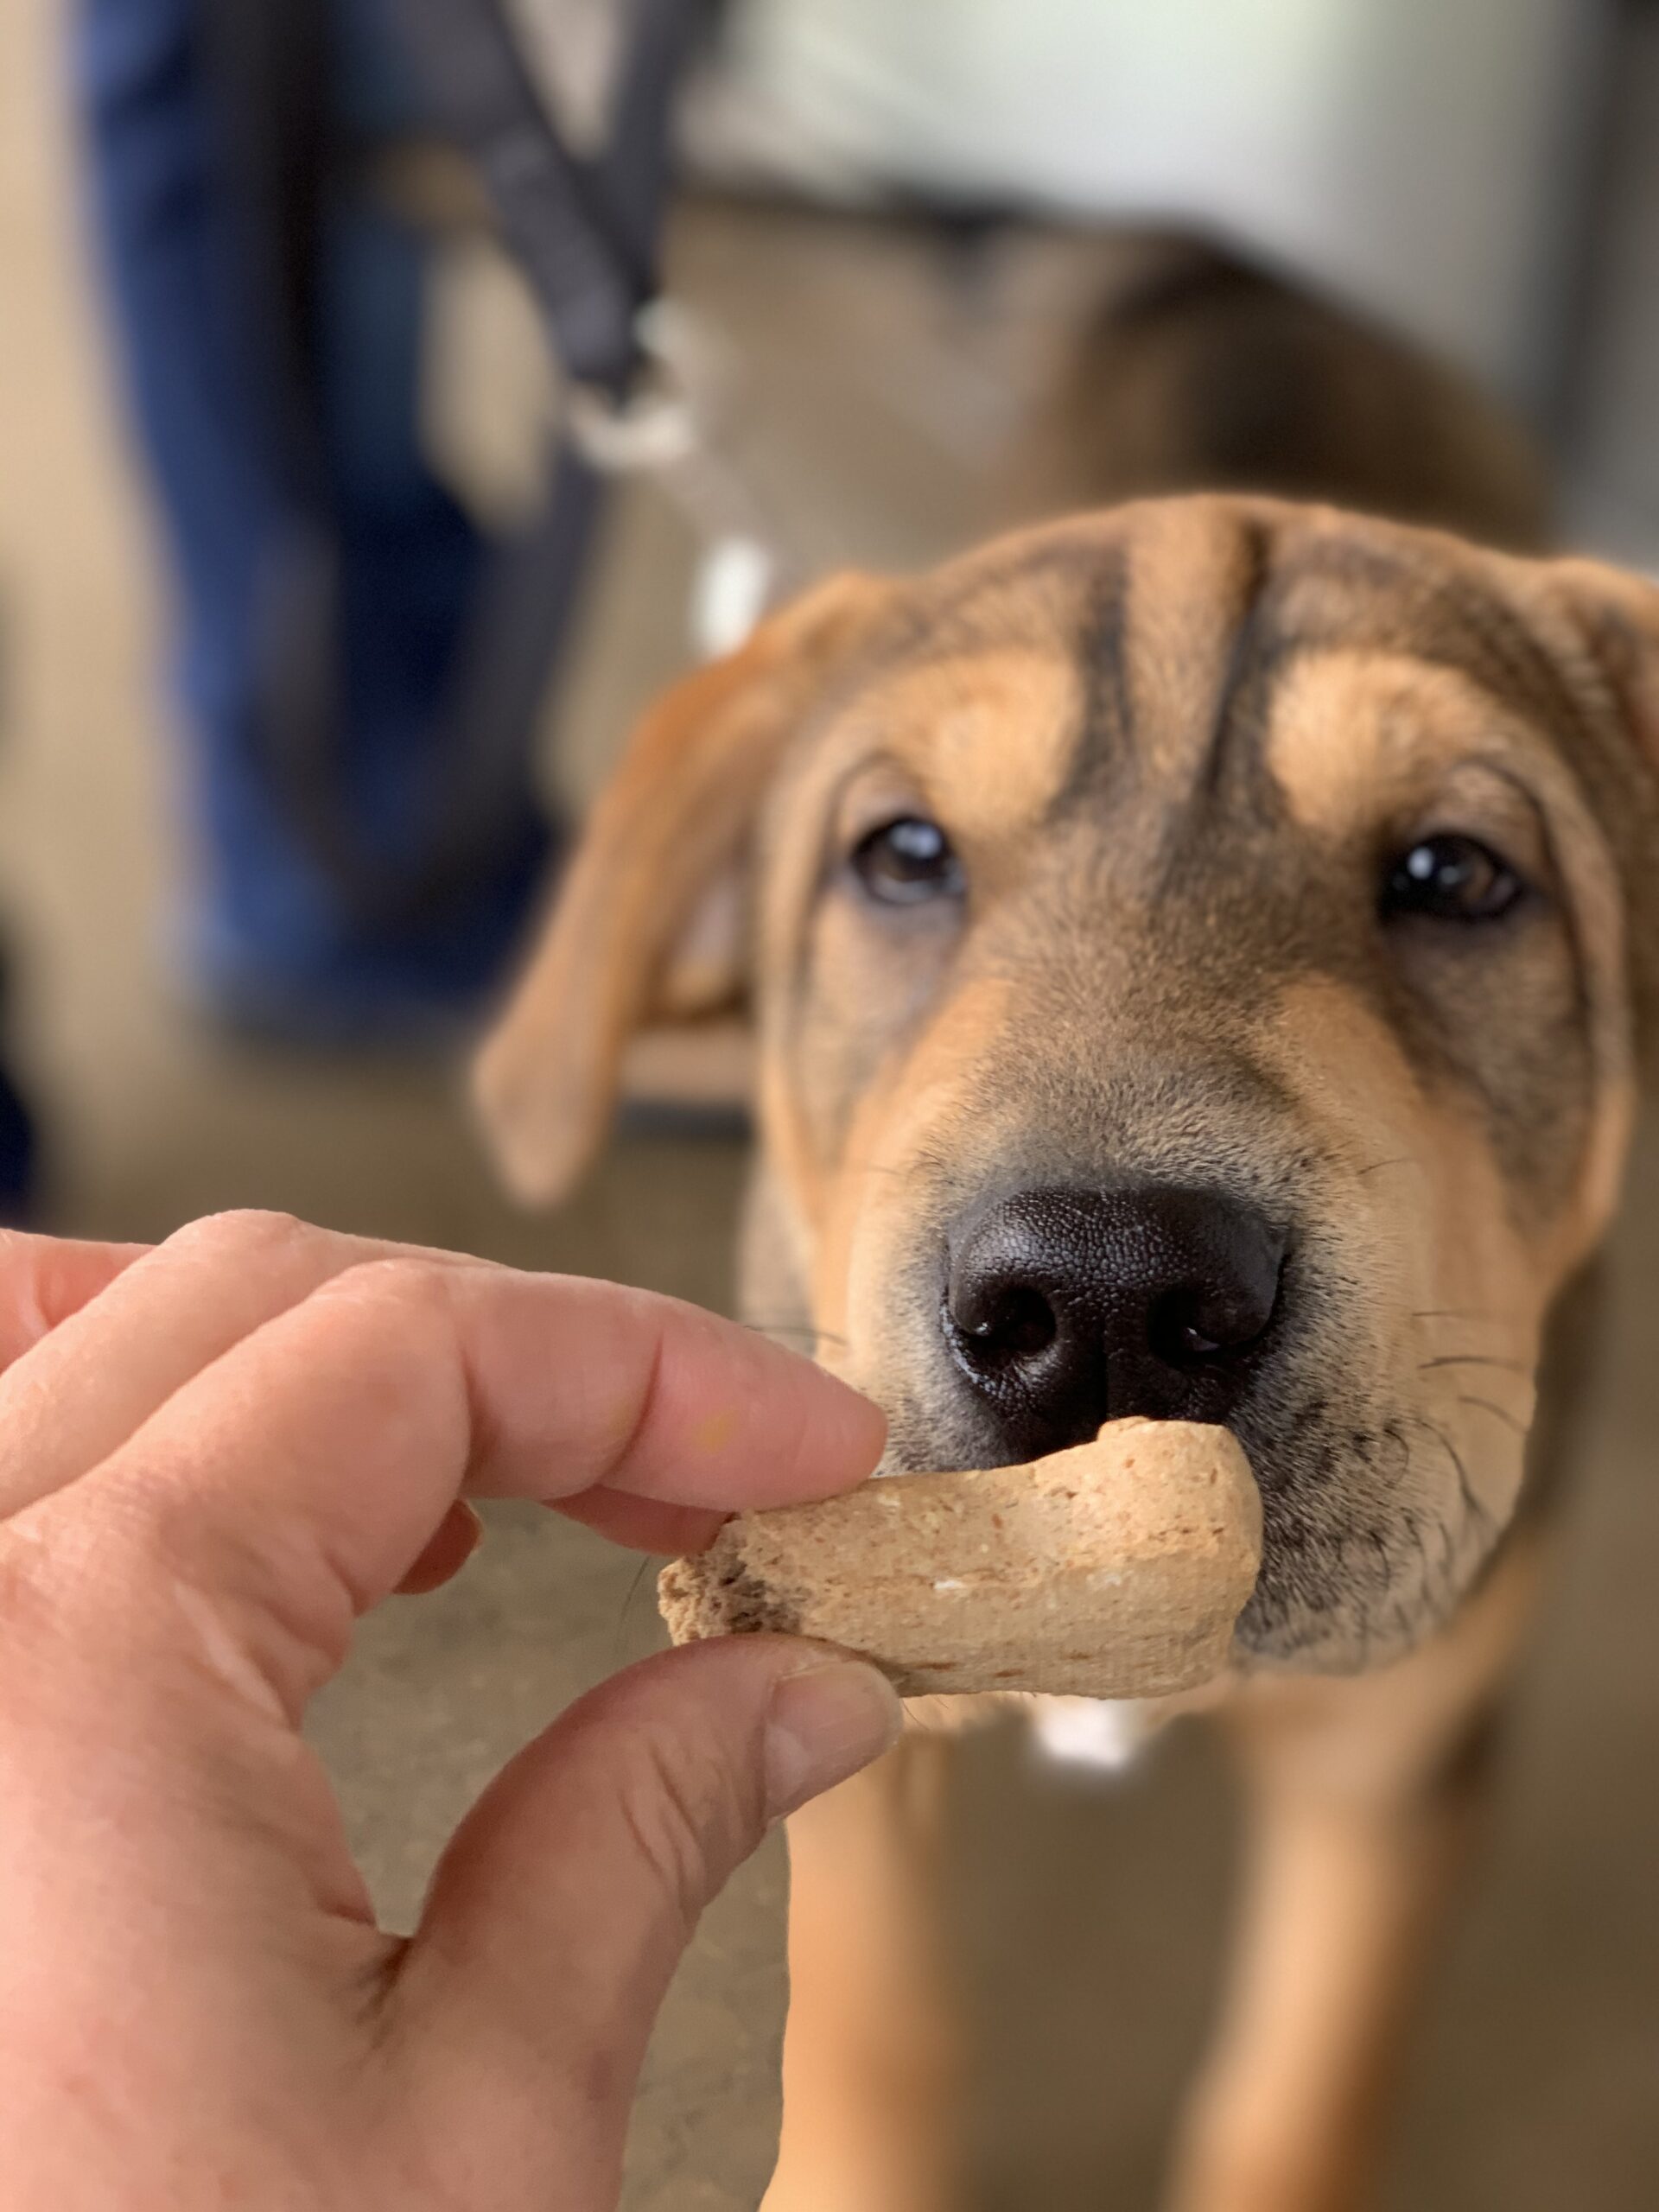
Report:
0,1212,898,2209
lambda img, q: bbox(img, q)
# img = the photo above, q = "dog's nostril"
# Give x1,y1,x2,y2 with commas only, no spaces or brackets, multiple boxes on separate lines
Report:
1147,1286,1273,1368
1151,1294,1223,1364
955,1284,1058,1367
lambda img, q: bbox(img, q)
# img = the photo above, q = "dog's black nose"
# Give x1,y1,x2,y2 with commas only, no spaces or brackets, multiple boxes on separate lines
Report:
944,1185,1287,1457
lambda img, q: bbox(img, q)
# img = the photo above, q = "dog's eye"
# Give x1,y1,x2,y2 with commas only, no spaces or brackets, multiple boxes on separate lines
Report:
850,817,964,906
1382,835,1523,923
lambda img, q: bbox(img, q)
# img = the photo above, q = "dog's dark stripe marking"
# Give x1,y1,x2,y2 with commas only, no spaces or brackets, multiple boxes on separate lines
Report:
1194,516,1274,800
1137,521,1294,901
820,534,1127,739
1423,573,1592,749
1273,535,1594,750
1051,516,1279,829
1050,543,1133,816
925,531,1123,645
823,531,1131,826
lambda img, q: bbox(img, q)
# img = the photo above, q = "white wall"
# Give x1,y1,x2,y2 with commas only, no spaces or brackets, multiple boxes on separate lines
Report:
687,0,1613,410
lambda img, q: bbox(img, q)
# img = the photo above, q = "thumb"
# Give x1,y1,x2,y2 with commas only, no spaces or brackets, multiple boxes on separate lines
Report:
393,1637,901,2189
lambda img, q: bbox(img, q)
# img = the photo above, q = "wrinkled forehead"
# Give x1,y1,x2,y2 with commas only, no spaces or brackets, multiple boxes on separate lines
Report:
824,501,1585,817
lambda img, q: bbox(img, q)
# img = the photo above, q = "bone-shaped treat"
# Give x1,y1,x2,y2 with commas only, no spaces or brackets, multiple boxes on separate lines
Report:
658,1417,1262,1700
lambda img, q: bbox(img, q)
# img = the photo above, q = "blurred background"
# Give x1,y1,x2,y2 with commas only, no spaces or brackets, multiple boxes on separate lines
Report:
3,1,1659,2205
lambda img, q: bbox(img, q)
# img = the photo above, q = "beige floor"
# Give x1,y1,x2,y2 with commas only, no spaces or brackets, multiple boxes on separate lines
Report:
5,6,1659,2208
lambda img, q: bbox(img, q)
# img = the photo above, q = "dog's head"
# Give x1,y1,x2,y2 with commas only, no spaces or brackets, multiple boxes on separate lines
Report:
479,498,1659,1673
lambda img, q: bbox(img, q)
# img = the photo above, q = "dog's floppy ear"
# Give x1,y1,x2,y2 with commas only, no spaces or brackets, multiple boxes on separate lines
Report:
1522,554,1659,1041
475,571,890,1205
1543,556,1659,758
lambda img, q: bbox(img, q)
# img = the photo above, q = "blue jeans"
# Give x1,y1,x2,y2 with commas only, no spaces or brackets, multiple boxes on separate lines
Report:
77,0,551,1035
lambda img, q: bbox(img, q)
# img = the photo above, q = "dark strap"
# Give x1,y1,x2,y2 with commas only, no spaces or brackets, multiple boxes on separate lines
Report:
390,0,718,382
596,0,719,308
213,0,714,929
391,0,645,390
353,0,715,927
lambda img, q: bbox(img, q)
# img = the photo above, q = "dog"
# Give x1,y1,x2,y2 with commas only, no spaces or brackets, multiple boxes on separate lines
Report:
474,238,1659,2210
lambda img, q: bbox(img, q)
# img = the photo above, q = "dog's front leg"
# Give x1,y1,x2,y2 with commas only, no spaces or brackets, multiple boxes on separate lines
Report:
1164,1537,1546,2212
762,1729,967,2212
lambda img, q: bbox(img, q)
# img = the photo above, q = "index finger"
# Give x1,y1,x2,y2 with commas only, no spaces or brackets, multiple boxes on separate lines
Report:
25,1256,885,1719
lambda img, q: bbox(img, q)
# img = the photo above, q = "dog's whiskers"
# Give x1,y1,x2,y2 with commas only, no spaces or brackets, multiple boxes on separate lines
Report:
1418,1353,1530,1376
612,1554,658,1674
745,1319,851,1350
1414,1412,1497,1537
1355,1154,1421,1180
1455,1394,1528,1436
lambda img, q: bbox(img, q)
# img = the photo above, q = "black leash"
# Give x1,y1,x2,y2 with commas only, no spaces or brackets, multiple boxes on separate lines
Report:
215,0,717,931
392,0,710,394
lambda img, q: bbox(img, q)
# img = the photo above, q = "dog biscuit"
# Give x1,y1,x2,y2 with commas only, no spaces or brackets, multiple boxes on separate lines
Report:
658,1417,1262,1700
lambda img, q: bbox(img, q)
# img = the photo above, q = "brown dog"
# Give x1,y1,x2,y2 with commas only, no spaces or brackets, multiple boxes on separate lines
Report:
474,254,1659,2209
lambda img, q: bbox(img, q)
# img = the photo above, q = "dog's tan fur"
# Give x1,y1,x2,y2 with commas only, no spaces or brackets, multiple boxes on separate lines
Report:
477,289,1659,2209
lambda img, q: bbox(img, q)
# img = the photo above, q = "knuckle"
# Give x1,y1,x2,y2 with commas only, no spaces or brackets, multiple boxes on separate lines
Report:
305,1262,465,1427
319,1254,454,1321
165,1207,313,1265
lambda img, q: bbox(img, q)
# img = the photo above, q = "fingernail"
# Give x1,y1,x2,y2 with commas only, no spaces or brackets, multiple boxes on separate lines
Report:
764,1656,904,1821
